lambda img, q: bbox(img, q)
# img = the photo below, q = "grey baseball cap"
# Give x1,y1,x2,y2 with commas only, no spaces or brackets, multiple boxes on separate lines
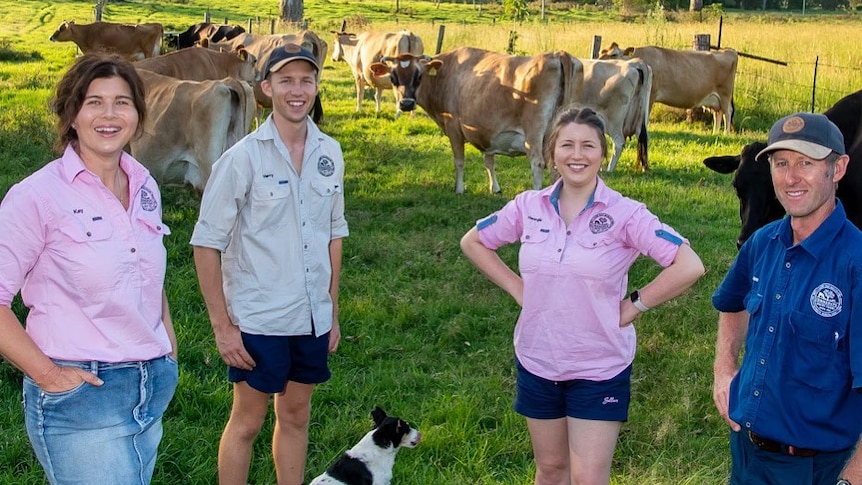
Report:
756,112,845,161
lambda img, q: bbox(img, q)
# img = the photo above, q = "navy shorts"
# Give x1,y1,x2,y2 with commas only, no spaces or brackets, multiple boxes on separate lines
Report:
513,359,631,421
228,331,331,394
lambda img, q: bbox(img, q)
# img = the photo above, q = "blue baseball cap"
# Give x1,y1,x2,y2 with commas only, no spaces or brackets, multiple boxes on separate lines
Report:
756,112,845,161
264,43,319,77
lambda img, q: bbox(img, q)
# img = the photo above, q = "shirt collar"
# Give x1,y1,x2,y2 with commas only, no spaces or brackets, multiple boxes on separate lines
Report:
771,199,847,260
547,177,607,216
251,114,323,143
59,144,151,193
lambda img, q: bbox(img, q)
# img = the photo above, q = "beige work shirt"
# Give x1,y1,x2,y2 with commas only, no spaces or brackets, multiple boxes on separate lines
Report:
191,115,348,336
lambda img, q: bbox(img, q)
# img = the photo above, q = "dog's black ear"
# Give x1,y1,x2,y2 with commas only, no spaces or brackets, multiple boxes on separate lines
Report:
371,406,387,426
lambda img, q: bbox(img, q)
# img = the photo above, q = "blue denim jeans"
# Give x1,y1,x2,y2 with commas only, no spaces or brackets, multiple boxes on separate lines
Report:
23,355,178,485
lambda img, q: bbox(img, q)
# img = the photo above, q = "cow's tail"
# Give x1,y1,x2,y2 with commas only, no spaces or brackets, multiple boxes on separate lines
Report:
225,79,256,148
153,25,163,57
636,62,652,171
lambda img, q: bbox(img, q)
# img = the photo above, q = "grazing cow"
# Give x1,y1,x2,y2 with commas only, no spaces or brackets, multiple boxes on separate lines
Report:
600,42,738,134
370,48,583,193
578,58,652,172
168,22,246,50
331,30,424,115
207,31,327,122
49,20,163,60
131,70,256,192
134,47,257,84
703,88,862,247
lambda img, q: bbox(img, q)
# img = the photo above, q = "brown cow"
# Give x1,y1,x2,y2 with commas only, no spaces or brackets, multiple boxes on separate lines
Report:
578,58,652,172
134,47,257,84
370,48,584,193
599,42,738,134
331,30,424,115
49,20,163,60
131,71,256,192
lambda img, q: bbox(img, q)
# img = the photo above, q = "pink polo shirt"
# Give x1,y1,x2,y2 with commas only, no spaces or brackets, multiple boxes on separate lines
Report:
477,178,685,381
0,145,172,362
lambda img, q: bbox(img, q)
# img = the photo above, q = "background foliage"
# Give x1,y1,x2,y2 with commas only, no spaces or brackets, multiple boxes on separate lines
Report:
0,0,860,484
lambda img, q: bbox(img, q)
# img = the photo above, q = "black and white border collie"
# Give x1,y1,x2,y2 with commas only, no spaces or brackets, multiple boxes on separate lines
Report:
309,406,421,485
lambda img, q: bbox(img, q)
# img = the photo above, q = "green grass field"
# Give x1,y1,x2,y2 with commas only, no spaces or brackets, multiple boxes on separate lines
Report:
0,0,860,483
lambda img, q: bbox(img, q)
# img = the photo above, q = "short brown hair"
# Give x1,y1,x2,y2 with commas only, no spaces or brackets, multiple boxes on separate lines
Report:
51,52,147,153
543,106,608,167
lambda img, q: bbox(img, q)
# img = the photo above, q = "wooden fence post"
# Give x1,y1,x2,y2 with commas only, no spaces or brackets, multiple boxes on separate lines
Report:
811,56,819,113
248,18,253,34
205,10,211,23
591,35,602,59
435,25,445,55
693,34,710,51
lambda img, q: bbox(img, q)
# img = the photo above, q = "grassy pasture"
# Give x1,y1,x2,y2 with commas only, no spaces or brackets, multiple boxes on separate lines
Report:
0,1,860,484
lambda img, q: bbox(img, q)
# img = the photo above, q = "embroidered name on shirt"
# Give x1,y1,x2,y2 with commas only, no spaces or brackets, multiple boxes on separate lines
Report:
140,187,158,212
73,208,83,214
589,213,614,234
318,155,335,177
263,173,274,178
810,283,842,318
527,216,542,222
602,396,619,405
92,216,102,221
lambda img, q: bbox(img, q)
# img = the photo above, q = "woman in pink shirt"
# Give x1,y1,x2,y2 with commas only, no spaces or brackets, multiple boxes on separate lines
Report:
461,107,705,485
0,53,178,485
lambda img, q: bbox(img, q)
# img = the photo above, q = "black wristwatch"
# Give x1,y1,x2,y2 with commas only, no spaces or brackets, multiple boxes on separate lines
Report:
836,479,852,485
629,290,650,312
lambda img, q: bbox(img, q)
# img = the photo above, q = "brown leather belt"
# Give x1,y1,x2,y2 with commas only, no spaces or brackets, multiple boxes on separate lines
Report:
747,430,819,457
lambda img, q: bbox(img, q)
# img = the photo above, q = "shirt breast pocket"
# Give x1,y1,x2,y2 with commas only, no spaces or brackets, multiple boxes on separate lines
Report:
518,223,550,274
56,218,121,293
570,235,616,279
251,181,292,228
135,217,170,286
786,310,843,390
309,178,341,222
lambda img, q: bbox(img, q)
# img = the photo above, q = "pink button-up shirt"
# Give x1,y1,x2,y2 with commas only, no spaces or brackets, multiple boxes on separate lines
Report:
0,145,172,362
477,178,685,381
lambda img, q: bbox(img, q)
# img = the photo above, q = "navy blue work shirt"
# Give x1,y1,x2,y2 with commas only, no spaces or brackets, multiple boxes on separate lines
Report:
712,200,862,452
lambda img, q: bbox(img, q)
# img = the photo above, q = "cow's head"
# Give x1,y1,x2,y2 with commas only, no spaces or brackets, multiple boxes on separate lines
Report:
704,141,785,248
49,20,74,42
370,54,442,113
330,32,355,63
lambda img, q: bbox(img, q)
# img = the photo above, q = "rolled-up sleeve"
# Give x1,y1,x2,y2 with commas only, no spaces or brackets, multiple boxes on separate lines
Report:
0,185,47,306
190,149,252,251
477,197,523,250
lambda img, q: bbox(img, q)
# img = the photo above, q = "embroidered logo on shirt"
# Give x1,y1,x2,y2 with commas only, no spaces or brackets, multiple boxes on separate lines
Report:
810,283,842,318
318,155,335,177
602,396,619,405
140,187,158,212
589,213,614,234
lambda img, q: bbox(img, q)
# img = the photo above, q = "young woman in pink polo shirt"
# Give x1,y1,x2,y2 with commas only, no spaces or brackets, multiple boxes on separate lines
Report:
0,53,178,485
461,106,705,485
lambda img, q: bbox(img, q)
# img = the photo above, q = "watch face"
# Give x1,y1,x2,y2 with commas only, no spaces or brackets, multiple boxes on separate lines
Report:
837,480,852,485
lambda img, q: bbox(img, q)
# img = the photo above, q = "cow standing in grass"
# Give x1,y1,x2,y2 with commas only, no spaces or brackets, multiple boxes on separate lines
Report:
49,20,163,61
370,48,584,193
331,30,424,116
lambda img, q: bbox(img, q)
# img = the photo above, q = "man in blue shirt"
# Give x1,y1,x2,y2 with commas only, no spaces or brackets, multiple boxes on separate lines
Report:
712,112,862,485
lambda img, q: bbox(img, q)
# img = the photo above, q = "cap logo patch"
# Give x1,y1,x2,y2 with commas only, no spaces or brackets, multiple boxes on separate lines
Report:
589,213,614,234
318,155,335,177
810,282,842,318
782,116,805,134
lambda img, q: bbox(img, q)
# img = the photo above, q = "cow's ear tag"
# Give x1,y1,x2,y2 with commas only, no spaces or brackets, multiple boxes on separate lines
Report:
428,67,438,77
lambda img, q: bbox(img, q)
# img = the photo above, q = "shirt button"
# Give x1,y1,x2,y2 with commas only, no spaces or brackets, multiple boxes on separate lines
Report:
567,231,571,235
525,235,531,240
86,231,92,237
760,359,765,365
785,262,791,269
156,225,161,231
768,326,775,333
753,390,760,396
775,294,781,300
131,248,136,253
557,248,562,253
745,422,751,428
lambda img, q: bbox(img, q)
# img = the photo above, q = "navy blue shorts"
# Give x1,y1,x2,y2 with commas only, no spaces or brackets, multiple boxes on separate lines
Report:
228,331,331,393
513,359,631,421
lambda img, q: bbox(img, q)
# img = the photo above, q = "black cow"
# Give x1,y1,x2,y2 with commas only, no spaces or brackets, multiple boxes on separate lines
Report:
168,23,246,50
704,88,862,248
